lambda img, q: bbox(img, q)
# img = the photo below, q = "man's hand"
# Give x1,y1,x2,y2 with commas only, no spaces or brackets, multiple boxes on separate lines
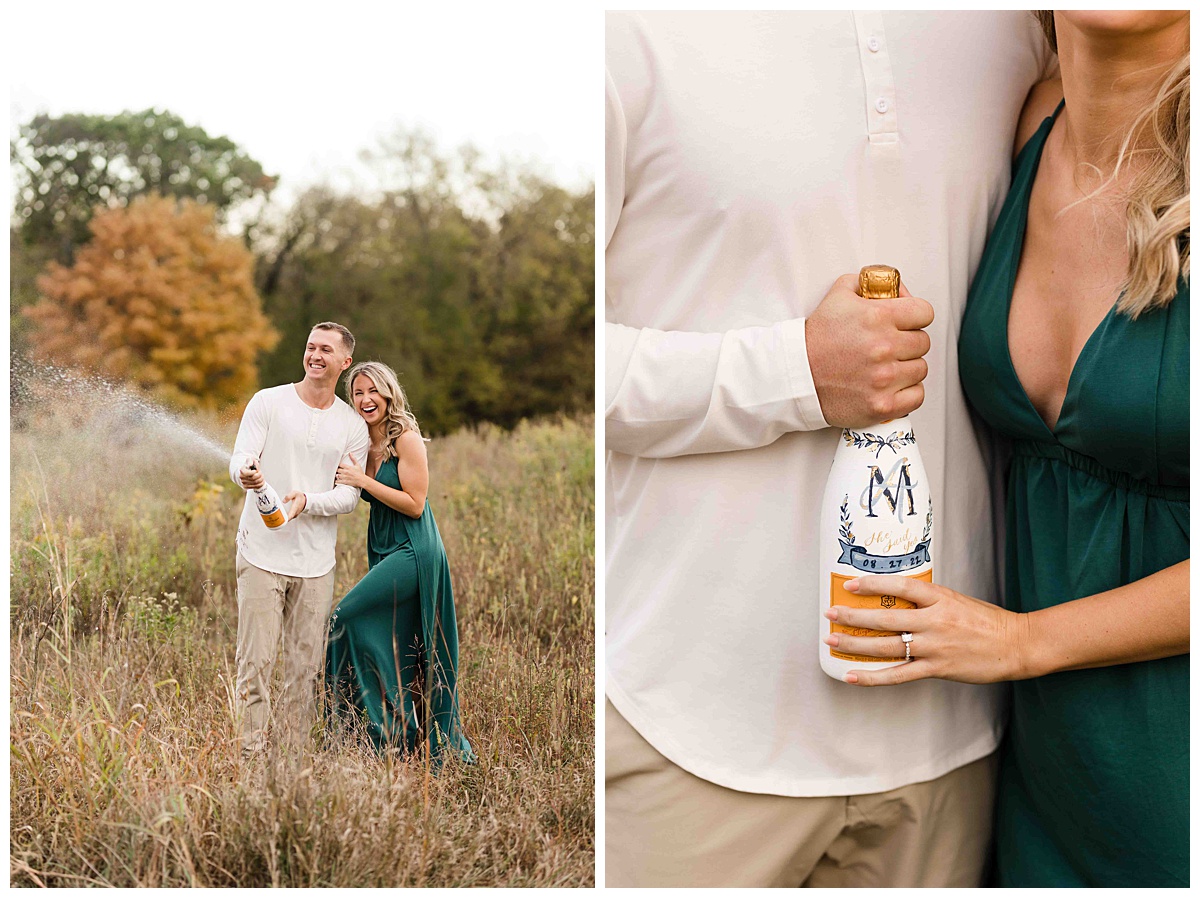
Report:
238,465,265,490
282,491,307,519
805,274,934,428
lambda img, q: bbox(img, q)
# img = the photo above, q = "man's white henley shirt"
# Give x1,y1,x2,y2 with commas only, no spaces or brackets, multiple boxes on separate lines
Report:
605,11,1055,796
229,383,370,579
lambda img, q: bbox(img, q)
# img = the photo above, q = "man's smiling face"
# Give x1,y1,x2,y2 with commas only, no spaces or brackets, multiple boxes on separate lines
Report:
302,327,352,385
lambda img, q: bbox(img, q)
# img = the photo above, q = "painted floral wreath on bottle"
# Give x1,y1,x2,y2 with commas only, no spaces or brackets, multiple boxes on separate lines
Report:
841,428,917,459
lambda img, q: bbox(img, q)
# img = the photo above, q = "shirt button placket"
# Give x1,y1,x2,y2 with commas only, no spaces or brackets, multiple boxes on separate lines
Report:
853,11,898,145
308,409,321,448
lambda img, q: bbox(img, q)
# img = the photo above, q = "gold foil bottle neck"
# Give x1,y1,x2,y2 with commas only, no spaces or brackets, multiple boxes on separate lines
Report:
859,265,900,299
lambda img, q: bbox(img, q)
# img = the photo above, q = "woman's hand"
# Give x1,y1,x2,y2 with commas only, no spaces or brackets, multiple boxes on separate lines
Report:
825,575,1030,686
335,460,370,490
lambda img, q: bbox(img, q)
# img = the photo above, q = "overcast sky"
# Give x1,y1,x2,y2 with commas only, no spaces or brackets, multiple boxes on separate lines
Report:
9,3,598,204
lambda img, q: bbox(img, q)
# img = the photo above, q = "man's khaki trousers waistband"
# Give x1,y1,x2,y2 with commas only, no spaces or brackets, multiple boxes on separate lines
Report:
605,699,997,887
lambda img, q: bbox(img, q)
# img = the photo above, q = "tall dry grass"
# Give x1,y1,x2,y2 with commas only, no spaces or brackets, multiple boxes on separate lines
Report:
10,390,595,887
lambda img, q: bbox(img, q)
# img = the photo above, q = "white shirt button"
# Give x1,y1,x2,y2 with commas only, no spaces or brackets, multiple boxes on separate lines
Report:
875,97,889,114
868,36,881,52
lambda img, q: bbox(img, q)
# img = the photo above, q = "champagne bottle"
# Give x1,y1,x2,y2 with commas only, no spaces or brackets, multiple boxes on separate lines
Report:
818,265,934,681
248,461,289,529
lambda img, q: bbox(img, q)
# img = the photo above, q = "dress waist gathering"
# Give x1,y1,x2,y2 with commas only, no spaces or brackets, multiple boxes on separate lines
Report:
1009,440,1187,502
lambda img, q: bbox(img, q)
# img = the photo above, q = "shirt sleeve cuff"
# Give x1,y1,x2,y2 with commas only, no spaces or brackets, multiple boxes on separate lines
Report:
780,317,830,431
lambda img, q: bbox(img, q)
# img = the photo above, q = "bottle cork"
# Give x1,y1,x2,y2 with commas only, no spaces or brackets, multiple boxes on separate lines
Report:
859,264,900,299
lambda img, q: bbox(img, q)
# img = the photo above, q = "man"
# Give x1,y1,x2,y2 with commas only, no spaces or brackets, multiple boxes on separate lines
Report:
229,322,370,755
605,12,1055,887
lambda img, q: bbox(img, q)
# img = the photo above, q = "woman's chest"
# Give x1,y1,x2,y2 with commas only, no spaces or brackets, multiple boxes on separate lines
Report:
1007,196,1128,432
368,455,402,492
365,449,385,480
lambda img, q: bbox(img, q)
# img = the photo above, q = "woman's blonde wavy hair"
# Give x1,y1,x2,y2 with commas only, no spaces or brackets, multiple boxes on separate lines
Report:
345,361,424,459
1035,11,1190,317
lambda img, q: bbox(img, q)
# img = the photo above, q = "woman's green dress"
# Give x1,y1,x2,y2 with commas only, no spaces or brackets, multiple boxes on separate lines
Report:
959,102,1189,887
326,456,473,764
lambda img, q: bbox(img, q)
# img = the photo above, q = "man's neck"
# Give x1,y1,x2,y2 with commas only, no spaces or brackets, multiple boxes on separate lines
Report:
294,378,337,410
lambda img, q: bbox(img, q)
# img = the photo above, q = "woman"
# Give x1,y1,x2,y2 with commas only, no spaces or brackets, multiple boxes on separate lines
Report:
325,361,473,765
825,11,1188,887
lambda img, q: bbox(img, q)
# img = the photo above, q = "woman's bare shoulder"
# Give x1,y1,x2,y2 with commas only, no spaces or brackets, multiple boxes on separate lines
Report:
1014,78,1064,159
393,428,427,458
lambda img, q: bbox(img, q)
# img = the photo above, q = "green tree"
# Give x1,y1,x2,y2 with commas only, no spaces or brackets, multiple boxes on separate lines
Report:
26,195,278,410
11,108,275,259
10,228,52,352
253,128,594,435
487,177,595,424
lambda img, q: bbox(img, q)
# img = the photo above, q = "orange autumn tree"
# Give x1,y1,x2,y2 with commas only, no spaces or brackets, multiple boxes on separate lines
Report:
27,194,278,410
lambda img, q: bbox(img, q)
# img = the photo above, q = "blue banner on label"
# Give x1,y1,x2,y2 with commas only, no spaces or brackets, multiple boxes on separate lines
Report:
837,540,930,572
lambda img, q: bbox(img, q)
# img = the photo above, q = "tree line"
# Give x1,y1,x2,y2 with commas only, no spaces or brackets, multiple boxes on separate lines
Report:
11,109,594,434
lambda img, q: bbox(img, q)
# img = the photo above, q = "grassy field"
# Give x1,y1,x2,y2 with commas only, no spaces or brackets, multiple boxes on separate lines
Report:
10,389,595,887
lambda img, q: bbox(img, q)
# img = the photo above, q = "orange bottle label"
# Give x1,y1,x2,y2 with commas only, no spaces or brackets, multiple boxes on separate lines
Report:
829,569,931,662
261,509,287,529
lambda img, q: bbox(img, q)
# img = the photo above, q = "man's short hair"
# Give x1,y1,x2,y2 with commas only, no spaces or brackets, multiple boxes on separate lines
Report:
311,321,355,354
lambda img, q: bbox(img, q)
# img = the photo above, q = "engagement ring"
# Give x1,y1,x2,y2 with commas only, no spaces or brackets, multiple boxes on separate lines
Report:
902,631,914,661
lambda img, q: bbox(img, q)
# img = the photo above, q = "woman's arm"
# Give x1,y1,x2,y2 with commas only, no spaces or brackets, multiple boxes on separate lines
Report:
336,430,428,518
825,560,1189,686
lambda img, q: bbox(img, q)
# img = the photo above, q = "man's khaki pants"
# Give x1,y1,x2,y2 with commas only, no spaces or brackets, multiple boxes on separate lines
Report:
606,699,997,888
235,551,336,754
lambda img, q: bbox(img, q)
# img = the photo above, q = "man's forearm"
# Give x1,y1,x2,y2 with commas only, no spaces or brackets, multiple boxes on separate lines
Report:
605,319,827,459
230,393,267,487
229,449,258,487
302,483,361,517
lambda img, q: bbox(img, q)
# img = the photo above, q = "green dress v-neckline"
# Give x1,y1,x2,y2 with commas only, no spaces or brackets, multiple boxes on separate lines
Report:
1000,100,1119,440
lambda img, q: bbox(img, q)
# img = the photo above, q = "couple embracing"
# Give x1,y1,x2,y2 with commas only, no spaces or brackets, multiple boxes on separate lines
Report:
605,10,1187,888
228,321,472,764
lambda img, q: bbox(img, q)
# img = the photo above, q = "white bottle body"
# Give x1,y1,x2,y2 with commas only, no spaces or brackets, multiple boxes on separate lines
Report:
818,416,934,680
254,481,289,529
